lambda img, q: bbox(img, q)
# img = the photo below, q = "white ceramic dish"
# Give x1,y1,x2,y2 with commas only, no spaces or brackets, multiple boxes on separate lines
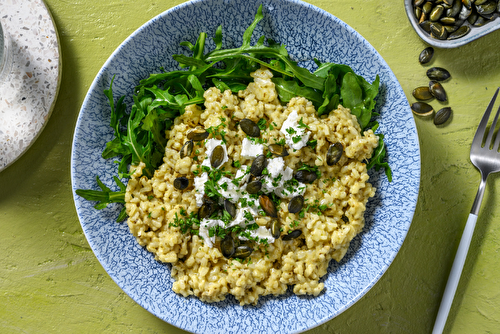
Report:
71,0,420,333
405,0,500,48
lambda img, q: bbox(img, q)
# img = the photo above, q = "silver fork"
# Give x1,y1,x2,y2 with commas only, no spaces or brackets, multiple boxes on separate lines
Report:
433,87,500,334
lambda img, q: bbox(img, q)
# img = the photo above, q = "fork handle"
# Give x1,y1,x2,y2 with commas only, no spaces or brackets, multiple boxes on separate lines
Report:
432,213,478,334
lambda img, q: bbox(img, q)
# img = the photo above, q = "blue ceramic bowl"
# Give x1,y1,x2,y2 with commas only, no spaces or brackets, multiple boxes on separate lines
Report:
71,0,420,333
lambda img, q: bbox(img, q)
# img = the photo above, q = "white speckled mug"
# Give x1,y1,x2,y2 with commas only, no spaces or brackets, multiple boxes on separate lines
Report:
0,20,13,83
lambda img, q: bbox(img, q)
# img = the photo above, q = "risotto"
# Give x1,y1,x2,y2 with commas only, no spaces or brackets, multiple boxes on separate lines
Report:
124,67,379,305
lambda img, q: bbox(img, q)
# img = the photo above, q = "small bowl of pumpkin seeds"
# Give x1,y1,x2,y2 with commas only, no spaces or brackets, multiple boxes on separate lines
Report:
405,0,500,48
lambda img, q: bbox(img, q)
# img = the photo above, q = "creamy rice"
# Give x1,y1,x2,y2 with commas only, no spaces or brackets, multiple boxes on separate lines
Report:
124,68,379,305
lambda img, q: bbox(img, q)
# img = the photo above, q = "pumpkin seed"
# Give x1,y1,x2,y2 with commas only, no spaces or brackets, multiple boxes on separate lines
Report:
477,1,497,15
210,145,225,169
418,47,434,64
173,177,189,190
448,25,471,39
429,81,447,102
282,229,302,241
180,140,193,159
294,169,318,184
233,245,253,259
224,199,237,218
430,5,445,21
419,20,432,33
187,128,209,141
411,102,434,116
426,67,451,81
220,234,235,258
246,180,262,194
239,118,260,137
268,143,289,157
412,86,434,100
198,201,216,220
326,142,343,165
430,22,448,39
288,195,304,214
434,107,452,125
259,195,278,218
250,154,266,177
270,219,281,239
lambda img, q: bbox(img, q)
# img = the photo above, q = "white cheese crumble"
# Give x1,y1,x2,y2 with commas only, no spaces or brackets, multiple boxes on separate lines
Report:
280,109,310,150
240,226,275,244
240,137,264,159
193,172,209,207
227,193,260,228
234,166,251,186
266,157,285,179
198,219,225,248
202,138,228,168
217,176,241,203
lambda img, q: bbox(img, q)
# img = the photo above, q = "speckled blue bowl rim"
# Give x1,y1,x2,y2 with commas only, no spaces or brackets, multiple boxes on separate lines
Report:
71,0,420,333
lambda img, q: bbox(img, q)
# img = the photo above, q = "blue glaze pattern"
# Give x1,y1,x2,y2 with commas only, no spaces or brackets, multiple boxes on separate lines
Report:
71,0,420,333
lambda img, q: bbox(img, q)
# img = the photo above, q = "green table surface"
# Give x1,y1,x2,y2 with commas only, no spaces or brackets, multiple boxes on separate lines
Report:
2,0,500,333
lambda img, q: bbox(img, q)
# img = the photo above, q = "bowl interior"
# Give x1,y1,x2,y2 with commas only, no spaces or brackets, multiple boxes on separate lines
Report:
71,0,420,333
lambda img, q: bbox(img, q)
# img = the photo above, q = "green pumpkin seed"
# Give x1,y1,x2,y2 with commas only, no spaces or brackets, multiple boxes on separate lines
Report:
477,1,497,15
180,140,193,159
198,201,216,220
434,107,452,125
282,229,302,241
224,199,237,218
430,5,445,21
413,86,434,100
326,142,343,165
294,169,318,184
270,219,281,239
174,177,189,190
411,102,434,116
448,25,471,39
187,128,209,141
210,145,225,169
419,47,434,64
427,67,451,81
430,22,448,39
268,143,289,157
250,155,266,176
239,118,260,137
246,180,262,194
288,195,304,214
259,195,278,218
220,234,235,258
429,81,447,102
233,245,253,259
419,20,432,33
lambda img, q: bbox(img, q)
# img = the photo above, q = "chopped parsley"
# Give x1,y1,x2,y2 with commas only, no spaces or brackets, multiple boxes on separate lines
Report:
298,117,309,129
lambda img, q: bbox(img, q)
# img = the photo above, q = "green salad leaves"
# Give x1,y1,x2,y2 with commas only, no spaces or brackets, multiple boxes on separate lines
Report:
77,4,391,221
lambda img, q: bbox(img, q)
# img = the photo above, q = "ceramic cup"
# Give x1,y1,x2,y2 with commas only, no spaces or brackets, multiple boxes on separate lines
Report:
0,20,13,83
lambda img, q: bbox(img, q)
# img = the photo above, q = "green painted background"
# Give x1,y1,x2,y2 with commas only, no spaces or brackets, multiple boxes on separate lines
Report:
1,0,500,333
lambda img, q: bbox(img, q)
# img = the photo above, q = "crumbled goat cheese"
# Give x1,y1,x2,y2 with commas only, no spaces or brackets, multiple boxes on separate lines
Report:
194,172,209,207
217,176,241,203
240,137,264,159
198,219,225,248
234,166,251,186
280,110,310,150
241,226,275,244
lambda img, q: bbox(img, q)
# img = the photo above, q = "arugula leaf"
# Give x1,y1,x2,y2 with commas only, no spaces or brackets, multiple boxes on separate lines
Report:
367,134,392,181
75,176,127,221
